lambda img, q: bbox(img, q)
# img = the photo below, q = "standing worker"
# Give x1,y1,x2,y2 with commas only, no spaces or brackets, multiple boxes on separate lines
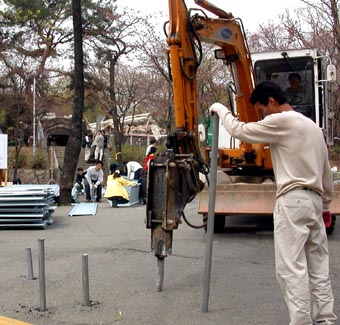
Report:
126,161,143,180
209,81,336,325
143,146,157,171
84,133,92,162
145,138,157,156
92,130,105,161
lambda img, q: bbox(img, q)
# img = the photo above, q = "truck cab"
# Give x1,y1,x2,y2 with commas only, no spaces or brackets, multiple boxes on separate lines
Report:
252,49,335,144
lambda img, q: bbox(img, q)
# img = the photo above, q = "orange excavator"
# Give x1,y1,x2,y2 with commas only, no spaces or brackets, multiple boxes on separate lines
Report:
146,0,339,290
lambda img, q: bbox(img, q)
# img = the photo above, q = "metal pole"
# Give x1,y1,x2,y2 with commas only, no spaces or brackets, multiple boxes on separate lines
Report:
202,113,219,312
38,238,46,311
26,248,34,280
82,254,90,306
33,77,36,158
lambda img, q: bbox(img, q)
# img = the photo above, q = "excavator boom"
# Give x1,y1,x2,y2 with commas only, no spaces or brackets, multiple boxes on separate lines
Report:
146,0,265,261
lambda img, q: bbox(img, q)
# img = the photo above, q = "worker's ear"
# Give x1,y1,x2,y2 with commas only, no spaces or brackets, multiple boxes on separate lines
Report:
267,97,277,106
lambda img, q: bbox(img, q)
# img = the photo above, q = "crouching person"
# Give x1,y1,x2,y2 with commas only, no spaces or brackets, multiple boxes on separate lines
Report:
71,167,86,204
104,170,137,207
84,160,104,202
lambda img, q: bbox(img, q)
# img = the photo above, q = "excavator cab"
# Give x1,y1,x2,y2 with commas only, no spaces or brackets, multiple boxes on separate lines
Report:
252,49,335,145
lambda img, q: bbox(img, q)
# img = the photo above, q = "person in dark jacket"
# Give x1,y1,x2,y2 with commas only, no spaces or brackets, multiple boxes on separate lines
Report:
71,167,86,203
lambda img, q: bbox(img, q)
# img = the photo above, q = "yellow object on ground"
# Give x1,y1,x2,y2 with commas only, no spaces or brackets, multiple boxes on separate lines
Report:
0,316,33,325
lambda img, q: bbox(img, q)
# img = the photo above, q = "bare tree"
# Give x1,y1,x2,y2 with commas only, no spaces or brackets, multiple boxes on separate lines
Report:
133,16,174,133
135,19,230,138
81,1,143,159
0,0,74,105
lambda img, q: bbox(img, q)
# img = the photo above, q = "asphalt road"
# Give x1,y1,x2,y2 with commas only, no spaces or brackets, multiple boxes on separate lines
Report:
0,198,339,325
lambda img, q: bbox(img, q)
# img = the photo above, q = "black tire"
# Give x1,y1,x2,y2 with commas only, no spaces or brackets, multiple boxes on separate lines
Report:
213,215,226,233
326,215,336,235
203,214,208,232
203,214,225,233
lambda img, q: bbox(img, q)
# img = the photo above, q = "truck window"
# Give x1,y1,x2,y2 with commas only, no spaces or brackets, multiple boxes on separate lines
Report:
254,57,315,121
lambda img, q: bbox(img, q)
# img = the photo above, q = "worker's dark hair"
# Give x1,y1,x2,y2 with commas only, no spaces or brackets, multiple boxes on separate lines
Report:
165,140,172,150
250,81,287,106
288,72,301,81
95,160,104,167
110,162,120,173
148,146,157,155
77,167,84,172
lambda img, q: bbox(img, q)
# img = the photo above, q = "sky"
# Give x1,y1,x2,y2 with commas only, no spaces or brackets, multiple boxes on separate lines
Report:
116,0,301,32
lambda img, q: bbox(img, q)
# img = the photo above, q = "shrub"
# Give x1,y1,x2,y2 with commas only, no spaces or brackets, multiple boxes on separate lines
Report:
121,144,146,164
8,147,47,169
31,154,47,169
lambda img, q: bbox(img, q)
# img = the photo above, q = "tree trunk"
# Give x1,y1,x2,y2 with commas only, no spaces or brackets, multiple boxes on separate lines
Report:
59,0,84,205
330,0,340,137
13,102,23,181
109,56,123,161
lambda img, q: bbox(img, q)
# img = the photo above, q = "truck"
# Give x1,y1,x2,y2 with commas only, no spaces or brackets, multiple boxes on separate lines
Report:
146,0,340,289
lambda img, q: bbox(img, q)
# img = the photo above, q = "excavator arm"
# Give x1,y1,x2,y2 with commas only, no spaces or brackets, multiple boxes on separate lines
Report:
147,0,263,264
146,0,208,261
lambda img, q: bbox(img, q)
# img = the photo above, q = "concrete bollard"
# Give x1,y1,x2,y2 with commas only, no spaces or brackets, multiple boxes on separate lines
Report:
38,238,46,311
82,254,90,306
25,248,34,280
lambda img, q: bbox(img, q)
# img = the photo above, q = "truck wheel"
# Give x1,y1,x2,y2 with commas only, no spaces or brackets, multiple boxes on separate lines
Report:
213,215,225,233
203,214,226,233
326,215,336,235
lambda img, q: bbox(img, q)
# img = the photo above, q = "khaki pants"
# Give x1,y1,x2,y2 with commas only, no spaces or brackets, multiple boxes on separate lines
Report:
274,189,336,325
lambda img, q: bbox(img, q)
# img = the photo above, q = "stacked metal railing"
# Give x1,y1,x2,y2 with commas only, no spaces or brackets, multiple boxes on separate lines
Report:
0,184,59,229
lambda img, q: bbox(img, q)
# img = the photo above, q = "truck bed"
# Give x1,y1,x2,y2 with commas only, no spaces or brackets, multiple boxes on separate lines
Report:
198,183,340,216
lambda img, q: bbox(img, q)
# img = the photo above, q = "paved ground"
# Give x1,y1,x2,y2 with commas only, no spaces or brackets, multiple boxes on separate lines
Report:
0,197,339,325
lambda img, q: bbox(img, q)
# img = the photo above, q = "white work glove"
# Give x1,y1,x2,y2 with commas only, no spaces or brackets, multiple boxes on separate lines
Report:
209,102,229,116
